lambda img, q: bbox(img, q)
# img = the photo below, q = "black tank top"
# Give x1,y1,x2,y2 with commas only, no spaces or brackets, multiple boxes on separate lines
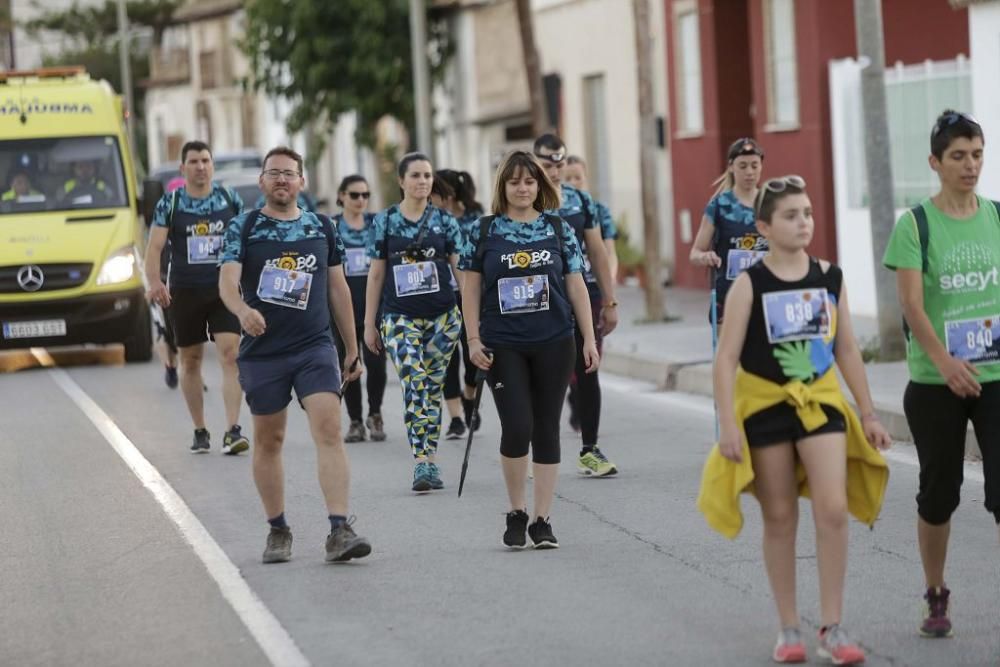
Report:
740,258,843,385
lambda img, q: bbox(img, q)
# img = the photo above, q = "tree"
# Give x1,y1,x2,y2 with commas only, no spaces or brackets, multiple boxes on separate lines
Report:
633,0,665,320
514,0,547,137
241,0,451,149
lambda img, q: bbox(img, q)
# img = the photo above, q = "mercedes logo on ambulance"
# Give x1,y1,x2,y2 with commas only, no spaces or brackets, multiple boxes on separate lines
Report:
17,264,44,292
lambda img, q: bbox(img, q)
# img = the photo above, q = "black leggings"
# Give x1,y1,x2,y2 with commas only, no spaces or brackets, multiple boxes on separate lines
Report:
333,324,387,422
571,295,604,447
444,321,476,399
903,381,1000,525
488,337,576,464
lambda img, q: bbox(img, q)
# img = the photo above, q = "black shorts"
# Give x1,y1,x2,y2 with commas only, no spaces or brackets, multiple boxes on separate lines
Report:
169,286,240,348
237,342,342,416
743,403,846,447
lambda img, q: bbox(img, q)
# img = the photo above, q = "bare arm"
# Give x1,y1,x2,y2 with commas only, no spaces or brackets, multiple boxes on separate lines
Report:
364,259,386,353
897,268,981,397
219,262,265,337
603,237,619,281
690,215,721,268
584,226,618,334
461,271,491,370
712,272,752,461
329,264,362,380
143,225,170,305
450,253,464,293
832,282,891,449
567,273,599,372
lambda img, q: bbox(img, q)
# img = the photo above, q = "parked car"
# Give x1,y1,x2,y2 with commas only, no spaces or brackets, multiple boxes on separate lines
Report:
149,148,264,191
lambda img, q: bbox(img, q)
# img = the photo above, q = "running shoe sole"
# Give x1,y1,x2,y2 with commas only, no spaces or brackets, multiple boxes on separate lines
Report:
445,432,463,440
532,540,559,550
262,552,291,564
190,448,209,455
816,647,865,665
918,628,954,639
503,541,528,550
577,465,618,477
326,541,372,562
412,479,433,493
370,432,387,441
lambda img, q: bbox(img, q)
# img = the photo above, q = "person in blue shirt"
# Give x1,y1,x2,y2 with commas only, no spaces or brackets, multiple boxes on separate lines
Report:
333,174,388,444
461,150,599,549
364,152,466,493
254,190,316,212
433,168,486,439
690,137,767,324
218,146,370,565
533,133,619,478
144,140,247,456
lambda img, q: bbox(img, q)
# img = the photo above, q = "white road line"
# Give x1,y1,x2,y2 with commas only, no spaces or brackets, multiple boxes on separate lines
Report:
38,354,310,667
602,372,985,483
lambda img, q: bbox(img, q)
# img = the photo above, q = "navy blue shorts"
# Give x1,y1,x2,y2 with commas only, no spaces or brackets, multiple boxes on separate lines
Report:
237,342,342,416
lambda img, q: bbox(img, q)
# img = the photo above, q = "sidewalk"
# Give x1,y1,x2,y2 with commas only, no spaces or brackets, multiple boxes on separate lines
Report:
602,284,982,459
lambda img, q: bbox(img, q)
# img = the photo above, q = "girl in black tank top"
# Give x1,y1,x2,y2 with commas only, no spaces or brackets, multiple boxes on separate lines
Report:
709,176,891,662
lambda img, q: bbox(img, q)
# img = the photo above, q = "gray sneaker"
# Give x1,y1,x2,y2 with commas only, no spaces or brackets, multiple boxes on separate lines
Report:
262,526,292,563
325,518,371,562
366,413,386,441
222,425,249,455
344,420,366,443
190,428,210,454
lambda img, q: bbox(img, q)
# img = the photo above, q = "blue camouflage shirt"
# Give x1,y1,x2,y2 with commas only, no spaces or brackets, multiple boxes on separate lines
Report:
152,183,243,228
459,215,585,273
220,210,345,266
597,201,617,240
366,204,465,260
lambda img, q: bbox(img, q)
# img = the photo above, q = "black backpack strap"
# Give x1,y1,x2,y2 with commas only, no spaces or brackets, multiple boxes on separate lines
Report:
219,185,238,216
910,204,929,274
317,213,338,263
238,209,263,263
474,215,496,266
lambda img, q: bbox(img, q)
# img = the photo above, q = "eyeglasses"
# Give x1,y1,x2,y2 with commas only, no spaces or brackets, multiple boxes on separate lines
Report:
262,169,300,179
346,192,371,200
534,150,566,165
932,111,980,138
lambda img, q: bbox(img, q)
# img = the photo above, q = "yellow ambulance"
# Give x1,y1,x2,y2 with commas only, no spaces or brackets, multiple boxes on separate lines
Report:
0,67,151,361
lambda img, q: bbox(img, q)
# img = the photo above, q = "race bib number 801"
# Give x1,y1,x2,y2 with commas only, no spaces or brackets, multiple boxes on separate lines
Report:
762,288,831,343
393,261,440,297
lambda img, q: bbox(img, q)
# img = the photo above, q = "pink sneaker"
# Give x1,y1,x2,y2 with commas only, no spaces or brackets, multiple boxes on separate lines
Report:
920,586,953,638
772,627,807,663
817,624,865,665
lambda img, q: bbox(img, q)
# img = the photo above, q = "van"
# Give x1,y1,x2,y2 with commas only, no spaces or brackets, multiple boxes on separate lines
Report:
0,67,151,361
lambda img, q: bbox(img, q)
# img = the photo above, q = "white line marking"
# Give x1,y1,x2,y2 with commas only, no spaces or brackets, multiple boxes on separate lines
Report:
602,372,985,483
39,355,310,667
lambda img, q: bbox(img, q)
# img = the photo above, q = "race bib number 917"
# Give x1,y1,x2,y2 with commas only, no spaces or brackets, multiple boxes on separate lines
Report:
393,261,440,297
257,265,312,310
945,315,1000,365
498,275,550,314
187,235,223,264
762,288,831,343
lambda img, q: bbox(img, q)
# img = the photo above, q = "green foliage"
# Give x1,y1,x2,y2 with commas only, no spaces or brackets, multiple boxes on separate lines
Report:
241,0,452,148
614,213,644,269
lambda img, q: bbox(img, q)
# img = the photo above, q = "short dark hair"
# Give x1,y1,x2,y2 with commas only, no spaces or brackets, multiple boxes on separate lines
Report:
755,175,807,223
435,169,483,214
533,133,565,153
397,152,432,178
263,146,303,174
931,109,984,160
180,140,211,163
336,174,368,207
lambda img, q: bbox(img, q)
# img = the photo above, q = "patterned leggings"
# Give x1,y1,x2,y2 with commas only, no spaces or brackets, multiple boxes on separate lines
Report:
381,307,462,459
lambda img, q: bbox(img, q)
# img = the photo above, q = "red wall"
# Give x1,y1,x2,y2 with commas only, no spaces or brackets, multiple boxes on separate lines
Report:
666,0,969,289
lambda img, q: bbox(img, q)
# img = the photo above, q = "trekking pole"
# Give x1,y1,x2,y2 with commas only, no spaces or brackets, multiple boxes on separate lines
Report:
710,267,720,441
339,356,360,395
458,357,490,498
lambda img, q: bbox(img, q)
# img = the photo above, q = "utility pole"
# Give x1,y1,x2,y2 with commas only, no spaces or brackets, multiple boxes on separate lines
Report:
116,0,136,164
514,0,547,136
854,0,904,359
633,0,665,320
408,0,434,160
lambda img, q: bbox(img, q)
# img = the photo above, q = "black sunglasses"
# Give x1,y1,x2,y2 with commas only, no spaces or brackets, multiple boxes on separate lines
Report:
932,112,980,138
346,192,371,200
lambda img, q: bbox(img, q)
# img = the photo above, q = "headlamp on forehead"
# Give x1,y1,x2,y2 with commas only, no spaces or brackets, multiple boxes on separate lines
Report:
727,137,764,162
534,150,566,164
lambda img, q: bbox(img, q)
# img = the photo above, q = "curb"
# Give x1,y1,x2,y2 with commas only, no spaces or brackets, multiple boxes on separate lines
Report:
604,351,983,461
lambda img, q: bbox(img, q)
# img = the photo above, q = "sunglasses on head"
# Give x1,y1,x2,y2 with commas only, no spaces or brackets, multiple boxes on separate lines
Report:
534,150,566,165
346,191,370,200
761,174,806,193
932,111,980,138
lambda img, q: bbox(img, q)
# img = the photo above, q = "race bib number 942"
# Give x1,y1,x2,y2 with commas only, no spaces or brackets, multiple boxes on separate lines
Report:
187,235,223,264
498,275,550,314
257,265,313,310
762,288,831,343
945,315,1000,365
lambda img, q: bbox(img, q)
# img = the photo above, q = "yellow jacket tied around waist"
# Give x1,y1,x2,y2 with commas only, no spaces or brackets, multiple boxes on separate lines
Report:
697,367,889,539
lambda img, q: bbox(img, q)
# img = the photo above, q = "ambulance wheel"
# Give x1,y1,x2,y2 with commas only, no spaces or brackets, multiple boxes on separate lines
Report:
124,304,153,363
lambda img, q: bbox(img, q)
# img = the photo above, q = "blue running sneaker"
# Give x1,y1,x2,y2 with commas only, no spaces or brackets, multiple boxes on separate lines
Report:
412,461,433,493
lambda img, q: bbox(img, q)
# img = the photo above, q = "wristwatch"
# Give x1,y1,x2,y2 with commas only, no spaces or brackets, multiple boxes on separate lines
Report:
602,300,619,309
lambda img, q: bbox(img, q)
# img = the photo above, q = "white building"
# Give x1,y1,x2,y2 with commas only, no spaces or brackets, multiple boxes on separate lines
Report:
6,0,104,71
959,0,1000,200
432,0,674,263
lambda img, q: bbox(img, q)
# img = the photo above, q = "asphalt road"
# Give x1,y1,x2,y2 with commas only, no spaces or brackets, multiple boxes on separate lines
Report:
1,346,997,666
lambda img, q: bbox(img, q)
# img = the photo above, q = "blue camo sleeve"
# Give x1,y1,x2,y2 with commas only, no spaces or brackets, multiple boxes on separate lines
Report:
580,190,599,230
560,220,584,274
229,187,245,216
152,192,172,228
219,213,247,265
598,202,617,240
458,219,482,272
367,210,388,260
443,212,466,257
328,219,345,267
704,194,719,223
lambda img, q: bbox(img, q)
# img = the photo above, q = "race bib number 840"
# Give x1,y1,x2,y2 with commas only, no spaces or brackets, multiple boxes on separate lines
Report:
762,288,831,343
945,315,1000,365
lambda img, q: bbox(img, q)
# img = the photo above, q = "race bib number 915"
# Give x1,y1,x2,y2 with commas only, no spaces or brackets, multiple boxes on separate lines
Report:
187,235,223,264
762,288,831,343
393,262,440,297
257,265,312,310
498,275,550,314
945,315,1000,365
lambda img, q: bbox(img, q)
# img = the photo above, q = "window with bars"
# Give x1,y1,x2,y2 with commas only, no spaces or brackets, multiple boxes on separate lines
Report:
674,2,703,134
